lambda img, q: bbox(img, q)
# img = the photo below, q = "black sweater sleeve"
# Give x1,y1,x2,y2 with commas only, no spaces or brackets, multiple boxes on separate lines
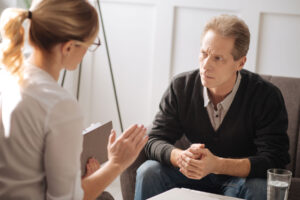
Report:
144,79,184,166
248,85,290,178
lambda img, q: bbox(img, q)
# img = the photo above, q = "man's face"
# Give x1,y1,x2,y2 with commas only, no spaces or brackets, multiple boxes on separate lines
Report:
199,30,245,92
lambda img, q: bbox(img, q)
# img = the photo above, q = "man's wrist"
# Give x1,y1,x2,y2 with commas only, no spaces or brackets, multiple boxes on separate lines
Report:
213,157,251,177
170,148,183,167
214,157,225,175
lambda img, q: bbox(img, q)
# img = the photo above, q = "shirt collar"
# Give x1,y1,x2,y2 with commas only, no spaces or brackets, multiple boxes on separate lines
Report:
203,86,210,107
24,60,57,83
203,71,242,111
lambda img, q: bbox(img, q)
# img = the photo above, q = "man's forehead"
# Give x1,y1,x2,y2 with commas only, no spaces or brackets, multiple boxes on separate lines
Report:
200,45,230,56
201,30,234,55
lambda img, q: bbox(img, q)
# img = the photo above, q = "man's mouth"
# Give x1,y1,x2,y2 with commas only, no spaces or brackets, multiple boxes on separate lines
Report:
201,73,214,79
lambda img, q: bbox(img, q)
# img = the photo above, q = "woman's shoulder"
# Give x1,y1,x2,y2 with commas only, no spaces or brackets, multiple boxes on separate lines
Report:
21,80,83,131
22,64,79,111
23,83,80,119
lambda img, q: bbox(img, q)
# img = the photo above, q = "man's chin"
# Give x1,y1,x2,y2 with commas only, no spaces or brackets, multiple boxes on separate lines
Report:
201,79,214,88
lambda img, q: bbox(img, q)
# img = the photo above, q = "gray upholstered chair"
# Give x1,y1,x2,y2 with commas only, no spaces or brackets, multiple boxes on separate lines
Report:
120,74,300,200
97,191,114,200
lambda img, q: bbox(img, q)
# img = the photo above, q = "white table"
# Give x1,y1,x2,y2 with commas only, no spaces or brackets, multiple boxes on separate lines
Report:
147,188,245,200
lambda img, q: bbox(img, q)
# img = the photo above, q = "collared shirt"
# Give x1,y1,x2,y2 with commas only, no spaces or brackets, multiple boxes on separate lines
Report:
0,62,84,200
203,72,241,131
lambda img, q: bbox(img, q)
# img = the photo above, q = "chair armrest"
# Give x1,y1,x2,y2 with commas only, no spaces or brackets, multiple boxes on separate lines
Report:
97,191,114,200
120,149,147,200
288,177,300,200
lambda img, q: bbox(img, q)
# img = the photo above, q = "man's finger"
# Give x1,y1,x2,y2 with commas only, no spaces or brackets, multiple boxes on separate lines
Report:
180,160,201,173
181,154,201,168
182,150,194,158
190,143,205,149
189,147,207,157
179,168,202,180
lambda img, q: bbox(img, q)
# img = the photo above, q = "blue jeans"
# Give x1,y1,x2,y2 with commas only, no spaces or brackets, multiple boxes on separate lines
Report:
134,160,267,200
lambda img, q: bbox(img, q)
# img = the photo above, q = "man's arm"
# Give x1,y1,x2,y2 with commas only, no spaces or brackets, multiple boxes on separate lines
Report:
145,79,185,166
216,157,250,177
247,86,289,178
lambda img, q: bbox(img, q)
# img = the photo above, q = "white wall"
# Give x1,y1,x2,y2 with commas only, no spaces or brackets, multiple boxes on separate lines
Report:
0,0,16,7
256,13,300,76
2,0,299,134
0,0,16,12
78,0,157,133
79,0,300,134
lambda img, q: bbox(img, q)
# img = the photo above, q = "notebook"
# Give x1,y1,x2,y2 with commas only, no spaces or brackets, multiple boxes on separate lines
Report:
81,121,112,175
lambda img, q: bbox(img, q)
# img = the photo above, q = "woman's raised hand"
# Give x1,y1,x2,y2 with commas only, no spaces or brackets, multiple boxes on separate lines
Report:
107,124,148,171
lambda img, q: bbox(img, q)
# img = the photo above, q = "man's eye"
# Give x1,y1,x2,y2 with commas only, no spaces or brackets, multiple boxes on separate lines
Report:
215,56,222,61
201,52,207,57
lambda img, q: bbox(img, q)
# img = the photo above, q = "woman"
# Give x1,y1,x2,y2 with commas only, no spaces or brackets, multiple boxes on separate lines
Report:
0,0,148,199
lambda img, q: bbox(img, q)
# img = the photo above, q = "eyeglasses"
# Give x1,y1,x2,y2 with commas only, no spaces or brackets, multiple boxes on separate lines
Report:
74,36,101,52
88,36,101,52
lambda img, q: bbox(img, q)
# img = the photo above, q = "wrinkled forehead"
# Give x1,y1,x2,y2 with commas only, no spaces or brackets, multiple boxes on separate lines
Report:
201,30,235,56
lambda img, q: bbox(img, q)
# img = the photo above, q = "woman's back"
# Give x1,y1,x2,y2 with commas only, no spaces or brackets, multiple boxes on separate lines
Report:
0,62,84,199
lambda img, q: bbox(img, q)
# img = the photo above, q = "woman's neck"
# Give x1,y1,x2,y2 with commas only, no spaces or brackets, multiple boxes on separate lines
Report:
28,48,62,81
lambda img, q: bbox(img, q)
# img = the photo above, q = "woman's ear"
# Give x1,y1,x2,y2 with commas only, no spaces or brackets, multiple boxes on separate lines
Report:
61,41,74,57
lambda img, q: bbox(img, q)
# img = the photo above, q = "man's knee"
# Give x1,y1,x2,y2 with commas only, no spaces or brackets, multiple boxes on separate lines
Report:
136,160,162,182
135,160,173,200
244,178,267,191
241,178,267,200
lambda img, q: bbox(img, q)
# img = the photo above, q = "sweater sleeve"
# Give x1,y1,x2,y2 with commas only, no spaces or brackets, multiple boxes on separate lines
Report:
248,86,290,178
145,79,184,166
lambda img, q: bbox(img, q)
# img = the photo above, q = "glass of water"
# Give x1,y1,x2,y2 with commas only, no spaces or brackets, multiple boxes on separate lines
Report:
267,168,292,200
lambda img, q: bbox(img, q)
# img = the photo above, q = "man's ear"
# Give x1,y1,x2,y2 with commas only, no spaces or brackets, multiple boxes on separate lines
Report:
237,56,247,71
61,41,74,56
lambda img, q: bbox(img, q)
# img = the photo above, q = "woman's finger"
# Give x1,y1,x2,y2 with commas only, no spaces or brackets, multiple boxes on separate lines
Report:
132,127,146,145
136,134,148,152
127,125,144,141
121,124,138,139
108,129,117,146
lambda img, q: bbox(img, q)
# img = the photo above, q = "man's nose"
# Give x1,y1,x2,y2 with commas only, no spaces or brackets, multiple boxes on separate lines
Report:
201,56,212,70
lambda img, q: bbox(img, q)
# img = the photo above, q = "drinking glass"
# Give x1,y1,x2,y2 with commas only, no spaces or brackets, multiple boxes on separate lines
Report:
267,168,292,200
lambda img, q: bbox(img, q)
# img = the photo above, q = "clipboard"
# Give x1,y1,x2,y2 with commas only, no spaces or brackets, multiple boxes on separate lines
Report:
81,121,112,175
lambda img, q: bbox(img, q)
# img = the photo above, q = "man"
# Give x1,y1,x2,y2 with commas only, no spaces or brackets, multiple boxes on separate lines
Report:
134,14,290,200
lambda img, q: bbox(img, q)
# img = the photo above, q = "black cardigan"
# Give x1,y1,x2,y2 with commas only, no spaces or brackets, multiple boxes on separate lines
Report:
145,69,290,178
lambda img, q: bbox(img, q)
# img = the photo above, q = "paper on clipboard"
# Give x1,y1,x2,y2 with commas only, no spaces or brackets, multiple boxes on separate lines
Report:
81,121,112,175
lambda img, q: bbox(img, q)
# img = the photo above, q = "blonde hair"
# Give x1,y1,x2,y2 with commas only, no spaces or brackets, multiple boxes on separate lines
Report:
201,14,250,60
0,0,99,80
0,8,28,79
